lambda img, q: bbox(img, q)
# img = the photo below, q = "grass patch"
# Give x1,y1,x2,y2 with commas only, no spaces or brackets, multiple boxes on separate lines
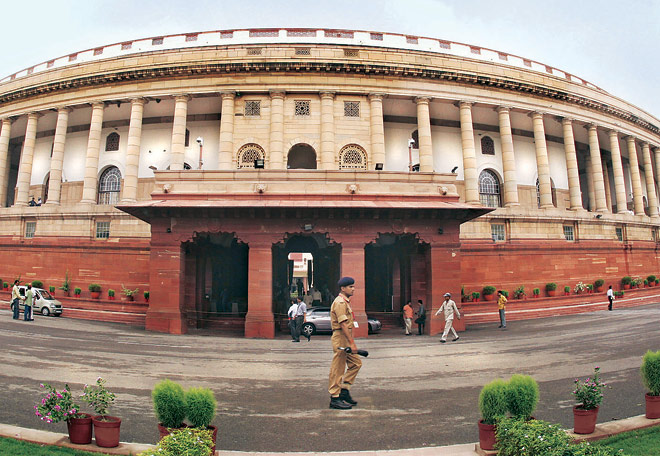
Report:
0,436,112,455
594,425,660,455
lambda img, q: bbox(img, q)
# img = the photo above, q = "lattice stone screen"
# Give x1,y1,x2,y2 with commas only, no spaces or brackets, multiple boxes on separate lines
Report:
237,144,265,168
338,144,367,170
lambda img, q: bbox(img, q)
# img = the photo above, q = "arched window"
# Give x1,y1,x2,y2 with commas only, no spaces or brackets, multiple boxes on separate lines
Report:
536,178,557,208
479,169,502,207
481,136,495,155
105,132,120,151
237,144,265,169
338,144,367,170
184,162,192,170
185,129,190,147
98,166,122,205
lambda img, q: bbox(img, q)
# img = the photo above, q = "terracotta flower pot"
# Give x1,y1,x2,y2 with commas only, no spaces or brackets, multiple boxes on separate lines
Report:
208,425,218,454
547,290,556,297
67,413,93,444
646,393,660,419
623,284,631,289
90,291,100,299
477,420,497,450
92,415,121,448
596,286,604,292
573,406,598,434
483,294,495,302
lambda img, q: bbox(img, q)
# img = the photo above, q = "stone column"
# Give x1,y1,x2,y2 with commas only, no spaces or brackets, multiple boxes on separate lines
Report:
369,93,386,168
416,97,433,172
585,156,596,211
15,112,39,206
218,92,235,170
121,98,145,203
459,101,479,204
642,142,659,218
625,136,644,215
80,102,105,204
45,107,70,205
245,236,275,338
608,130,628,214
497,106,519,206
655,147,660,202
268,91,285,169
0,118,13,207
561,118,583,210
602,163,612,212
340,240,368,338
531,112,553,209
169,95,189,171
320,92,336,169
587,124,608,212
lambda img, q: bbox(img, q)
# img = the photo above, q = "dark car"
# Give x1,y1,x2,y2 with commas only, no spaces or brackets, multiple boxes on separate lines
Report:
302,306,381,337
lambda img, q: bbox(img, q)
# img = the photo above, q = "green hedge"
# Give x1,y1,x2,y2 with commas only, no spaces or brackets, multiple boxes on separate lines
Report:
641,350,660,396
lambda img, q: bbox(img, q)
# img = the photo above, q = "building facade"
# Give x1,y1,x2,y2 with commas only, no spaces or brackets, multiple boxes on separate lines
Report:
1,28,659,337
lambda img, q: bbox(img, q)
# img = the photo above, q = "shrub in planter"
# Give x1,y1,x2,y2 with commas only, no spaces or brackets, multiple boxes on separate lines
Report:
644,279,649,287
49,286,55,294
471,291,480,302
482,286,496,300
138,428,214,456
3,281,8,290
586,284,594,293
546,282,557,296
152,379,187,434
32,280,43,288
121,284,139,301
59,271,71,295
89,284,101,299
35,382,91,444
478,379,508,450
573,366,607,434
505,374,539,420
647,275,657,285
621,276,632,289
74,287,81,296
641,350,660,419
82,377,121,448
108,289,115,299
185,387,218,453
144,291,150,301
532,288,540,297
513,285,525,299
594,279,605,288
564,285,571,295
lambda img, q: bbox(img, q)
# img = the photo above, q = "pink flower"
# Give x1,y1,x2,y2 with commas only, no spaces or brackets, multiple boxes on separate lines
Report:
54,405,61,411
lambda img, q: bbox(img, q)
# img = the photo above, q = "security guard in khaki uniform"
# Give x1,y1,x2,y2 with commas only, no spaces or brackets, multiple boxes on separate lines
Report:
328,276,362,409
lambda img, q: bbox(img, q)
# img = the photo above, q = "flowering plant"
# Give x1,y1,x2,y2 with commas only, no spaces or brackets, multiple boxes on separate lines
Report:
573,367,607,410
81,377,116,419
574,282,586,293
34,383,83,423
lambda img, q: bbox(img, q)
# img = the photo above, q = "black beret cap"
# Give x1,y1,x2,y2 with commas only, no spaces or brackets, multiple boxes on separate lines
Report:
337,277,355,287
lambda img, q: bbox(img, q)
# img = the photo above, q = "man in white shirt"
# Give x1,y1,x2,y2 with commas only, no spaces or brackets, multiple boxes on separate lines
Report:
435,292,461,343
606,285,614,311
295,297,309,342
287,300,298,341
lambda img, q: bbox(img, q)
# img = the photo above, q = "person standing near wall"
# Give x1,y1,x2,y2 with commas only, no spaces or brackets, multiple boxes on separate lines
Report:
435,293,460,343
295,296,309,342
607,285,614,311
403,300,413,335
415,299,426,335
287,299,298,342
497,290,507,329
11,280,22,320
24,284,34,321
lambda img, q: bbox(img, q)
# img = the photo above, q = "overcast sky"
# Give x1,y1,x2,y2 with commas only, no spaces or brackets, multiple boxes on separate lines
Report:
1,0,658,118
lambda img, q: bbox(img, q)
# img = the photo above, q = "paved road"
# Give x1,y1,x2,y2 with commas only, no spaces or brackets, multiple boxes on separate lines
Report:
0,303,658,452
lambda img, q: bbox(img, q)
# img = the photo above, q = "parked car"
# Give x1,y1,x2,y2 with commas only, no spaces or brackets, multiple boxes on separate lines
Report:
10,286,63,317
302,306,381,337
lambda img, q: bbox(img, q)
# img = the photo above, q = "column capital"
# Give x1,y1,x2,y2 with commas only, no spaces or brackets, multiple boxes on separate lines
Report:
173,94,191,102
584,123,599,131
640,141,650,148
26,112,41,120
456,100,474,108
530,111,545,119
561,117,575,125
319,91,336,99
130,97,146,105
89,100,106,108
624,135,636,143
269,90,286,99
496,105,512,113
415,96,432,105
368,93,386,101
0,117,15,124
607,128,619,137
56,106,72,113
219,91,236,100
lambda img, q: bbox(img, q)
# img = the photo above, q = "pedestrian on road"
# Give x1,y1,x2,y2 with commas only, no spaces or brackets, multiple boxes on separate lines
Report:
295,296,309,342
403,300,413,335
415,299,426,335
497,290,507,328
435,292,460,343
287,299,298,341
24,284,34,321
11,279,22,320
328,276,361,410
607,285,614,311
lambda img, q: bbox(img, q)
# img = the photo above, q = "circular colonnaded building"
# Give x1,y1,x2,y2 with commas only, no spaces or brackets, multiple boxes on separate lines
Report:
1,28,659,338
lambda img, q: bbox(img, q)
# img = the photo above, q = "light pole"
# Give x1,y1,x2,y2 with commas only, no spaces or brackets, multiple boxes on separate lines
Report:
196,136,204,169
407,138,415,172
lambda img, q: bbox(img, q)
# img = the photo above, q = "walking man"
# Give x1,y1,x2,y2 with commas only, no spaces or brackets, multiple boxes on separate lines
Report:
295,296,309,342
416,299,426,335
607,285,614,311
435,292,460,343
403,300,413,335
24,284,34,321
287,299,298,342
11,279,22,320
328,276,361,410
497,290,507,328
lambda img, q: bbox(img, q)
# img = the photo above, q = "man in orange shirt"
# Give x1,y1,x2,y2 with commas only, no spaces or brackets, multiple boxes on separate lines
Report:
403,300,413,335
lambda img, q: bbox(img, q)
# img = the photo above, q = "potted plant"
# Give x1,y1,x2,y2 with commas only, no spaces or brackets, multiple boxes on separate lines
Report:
594,279,605,292
153,379,187,439
185,387,218,453
471,291,480,302
3,281,8,290
82,377,121,448
108,289,115,300
574,282,586,294
59,271,71,296
477,379,508,451
632,277,642,288
545,282,557,297
74,287,82,298
121,284,139,301
644,279,649,288
513,285,525,300
35,382,92,445
621,276,632,290
573,366,606,434
49,285,55,295
461,285,468,302
505,374,539,421
586,284,594,294
656,278,659,286
564,285,570,296
482,286,496,301
89,284,102,299
144,291,150,303
32,280,43,288
532,288,540,298
138,428,214,456
641,350,660,419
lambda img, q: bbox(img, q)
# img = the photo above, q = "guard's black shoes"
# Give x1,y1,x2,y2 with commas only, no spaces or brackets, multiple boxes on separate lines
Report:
339,388,357,406
329,396,352,409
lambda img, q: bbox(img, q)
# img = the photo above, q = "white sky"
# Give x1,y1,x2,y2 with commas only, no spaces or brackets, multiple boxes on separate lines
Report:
1,0,658,119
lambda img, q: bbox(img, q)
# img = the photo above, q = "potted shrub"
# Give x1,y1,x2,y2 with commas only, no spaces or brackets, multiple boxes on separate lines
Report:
477,379,508,451
505,374,539,421
152,379,187,439
621,276,632,290
32,280,43,288
185,387,218,453
108,289,115,300
471,291,480,302
574,282,586,294
564,285,570,296
545,282,557,297
513,285,525,300
656,278,659,286
35,382,92,445
594,279,605,292
641,350,660,419
89,284,102,299
3,281,8,290
82,377,121,448
532,288,540,298
644,279,649,288
482,286,496,301
632,277,642,288
49,285,55,295
59,271,71,296
586,284,594,294
572,366,606,434
121,284,139,301
138,428,213,456
144,291,150,303
74,287,82,298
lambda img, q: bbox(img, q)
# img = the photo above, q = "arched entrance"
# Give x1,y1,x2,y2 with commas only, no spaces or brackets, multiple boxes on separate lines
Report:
287,144,317,169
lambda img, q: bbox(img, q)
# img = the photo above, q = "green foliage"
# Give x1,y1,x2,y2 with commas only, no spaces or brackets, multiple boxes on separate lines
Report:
35,383,83,423
532,288,540,295
0,436,115,455
121,284,139,297
546,282,557,291
88,284,101,292
472,291,480,299
138,428,213,456
152,379,186,428
144,291,150,299
479,379,508,425
74,287,82,295
31,280,43,288
614,291,625,297
108,289,115,297
500,290,509,298
641,350,660,396
461,285,465,297
59,271,70,292
621,276,632,285
482,285,496,296
2,282,7,288
593,425,658,455
513,285,525,299
587,284,594,291
647,275,657,284
185,387,217,428
564,286,571,292
49,286,55,293
644,279,649,286
81,377,115,418
595,279,605,287
505,374,539,420
574,367,607,410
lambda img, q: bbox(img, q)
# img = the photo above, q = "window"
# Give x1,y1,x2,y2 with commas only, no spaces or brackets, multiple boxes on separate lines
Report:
479,169,502,208
245,101,261,117
68,54,77,62
491,224,505,242
25,222,36,239
105,132,120,151
295,100,310,116
295,48,311,56
481,136,495,155
185,34,198,42
470,47,481,55
121,42,132,50
249,29,278,37
152,37,164,45
564,225,575,241
220,31,233,39
338,144,367,170
438,41,451,49
325,30,354,38
96,221,110,239
287,30,316,37
183,163,192,170
98,167,122,205
185,129,190,147
370,33,383,41
237,144,265,169
344,101,360,118
93,48,103,56
616,227,624,242
406,36,418,44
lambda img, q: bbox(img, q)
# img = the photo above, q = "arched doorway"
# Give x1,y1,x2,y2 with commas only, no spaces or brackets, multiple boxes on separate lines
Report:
287,144,317,169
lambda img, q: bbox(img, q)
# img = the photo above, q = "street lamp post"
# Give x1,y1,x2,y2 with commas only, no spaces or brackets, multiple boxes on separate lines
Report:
407,138,415,172
196,136,204,169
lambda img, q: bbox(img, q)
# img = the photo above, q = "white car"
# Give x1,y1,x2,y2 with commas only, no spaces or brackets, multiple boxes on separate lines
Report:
10,286,63,317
